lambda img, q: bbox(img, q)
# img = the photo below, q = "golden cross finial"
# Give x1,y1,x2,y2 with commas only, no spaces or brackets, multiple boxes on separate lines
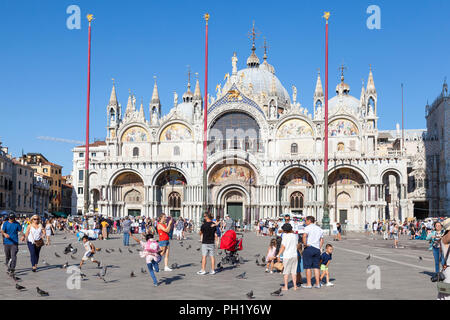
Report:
248,21,260,50
153,75,157,84
323,12,330,21
186,65,191,84
204,13,210,24
195,72,199,80
339,64,347,79
261,37,269,58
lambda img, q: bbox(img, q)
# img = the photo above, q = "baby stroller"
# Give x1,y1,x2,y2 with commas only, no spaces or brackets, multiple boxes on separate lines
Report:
220,230,244,265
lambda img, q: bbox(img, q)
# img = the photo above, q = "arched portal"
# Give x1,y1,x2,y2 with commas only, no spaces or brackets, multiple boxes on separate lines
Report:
112,172,144,217
154,169,187,217
278,167,314,216
382,171,402,221
328,168,365,226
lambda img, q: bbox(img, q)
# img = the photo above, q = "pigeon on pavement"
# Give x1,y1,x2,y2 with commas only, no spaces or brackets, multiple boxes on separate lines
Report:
141,267,147,274
54,252,61,258
130,271,136,278
236,272,247,279
271,288,283,296
36,287,49,296
246,290,255,299
16,284,26,291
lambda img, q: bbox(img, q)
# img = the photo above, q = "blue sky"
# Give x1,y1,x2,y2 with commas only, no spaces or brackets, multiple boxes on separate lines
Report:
0,0,448,175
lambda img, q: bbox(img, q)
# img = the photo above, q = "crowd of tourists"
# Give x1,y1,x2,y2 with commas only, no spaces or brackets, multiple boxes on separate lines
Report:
1,211,449,299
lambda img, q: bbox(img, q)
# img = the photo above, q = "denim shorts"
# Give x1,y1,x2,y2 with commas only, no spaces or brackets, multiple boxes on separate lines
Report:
302,246,321,269
159,240,170,247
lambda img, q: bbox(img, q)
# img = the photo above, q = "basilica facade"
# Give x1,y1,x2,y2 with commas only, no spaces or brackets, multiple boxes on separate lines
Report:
72,44,414,231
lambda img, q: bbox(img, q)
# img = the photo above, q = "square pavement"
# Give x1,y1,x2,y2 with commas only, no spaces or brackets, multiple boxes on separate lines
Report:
0,230,439,300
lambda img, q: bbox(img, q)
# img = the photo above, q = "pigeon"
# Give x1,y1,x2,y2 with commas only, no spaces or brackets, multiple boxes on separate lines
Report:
255,259,261,266
80,273,87,279
71,248,77,254
118,248,122,253
196,247,201,251
171,263,178,270
130,271,136,278
62,236,67,240
16,283,26,291
254,254,260,257
70,255,77,260
261,256,265,262
62,262,69,269
54,252,61,258
419,256,423,261
366,254,371,260
110,248,115,252
64,244,73,254
246,290,255,299
141,268,147,274
270,288,283,296
186,245,191,250
11,274,21,281
105,249,111,254
128,248,133,254
236,272,247,279
36,287,49,296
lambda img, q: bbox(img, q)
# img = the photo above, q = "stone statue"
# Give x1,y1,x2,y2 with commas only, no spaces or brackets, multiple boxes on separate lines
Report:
232,52,238,75
248,83,253,95
216,83,222,97
174,91,178,106
292,85,297,103
152,108,158,124
270,103,277,119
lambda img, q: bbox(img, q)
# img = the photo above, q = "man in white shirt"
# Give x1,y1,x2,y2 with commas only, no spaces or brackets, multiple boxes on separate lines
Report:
276,223,299,291
302,216,324,289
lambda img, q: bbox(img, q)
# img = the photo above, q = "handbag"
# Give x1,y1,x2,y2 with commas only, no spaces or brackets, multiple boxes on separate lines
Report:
35,238,44,248
436,241,450,294
273,261,284,272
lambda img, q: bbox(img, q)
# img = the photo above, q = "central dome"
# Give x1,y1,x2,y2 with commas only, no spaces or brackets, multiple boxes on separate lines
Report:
237,64,291,106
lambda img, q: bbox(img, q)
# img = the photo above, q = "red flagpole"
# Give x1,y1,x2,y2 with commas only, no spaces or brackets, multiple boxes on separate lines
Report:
401,83,404,155
202,13,210,215
322,12,331,230
84,14,94,215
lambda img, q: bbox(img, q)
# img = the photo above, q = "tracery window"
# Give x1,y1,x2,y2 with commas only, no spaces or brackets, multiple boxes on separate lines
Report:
290,192,304,209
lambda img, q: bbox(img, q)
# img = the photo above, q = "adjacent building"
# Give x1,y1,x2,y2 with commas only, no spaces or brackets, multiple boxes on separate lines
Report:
11,159,34,215
0,142,13,211
21,153,63,213
425,80,450,217
33,173,50,216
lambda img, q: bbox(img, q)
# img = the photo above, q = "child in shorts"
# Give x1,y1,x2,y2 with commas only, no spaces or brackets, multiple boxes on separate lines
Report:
319,244,334,287
79,235,101,269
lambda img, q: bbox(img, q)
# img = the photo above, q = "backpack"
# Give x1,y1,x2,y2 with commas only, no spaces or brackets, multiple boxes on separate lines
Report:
145,239,160,254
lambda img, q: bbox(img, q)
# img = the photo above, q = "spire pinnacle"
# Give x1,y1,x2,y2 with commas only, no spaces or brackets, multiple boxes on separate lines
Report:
194,73,202,99
109,78,118,105
151,77,160,102
367,65,376,94
247,21,260,68
314,69,324,98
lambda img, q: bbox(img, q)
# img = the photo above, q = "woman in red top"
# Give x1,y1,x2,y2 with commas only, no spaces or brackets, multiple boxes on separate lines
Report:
157,213,173,272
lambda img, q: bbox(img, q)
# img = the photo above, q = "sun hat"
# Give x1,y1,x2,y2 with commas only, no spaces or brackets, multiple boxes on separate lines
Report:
443,218,450,231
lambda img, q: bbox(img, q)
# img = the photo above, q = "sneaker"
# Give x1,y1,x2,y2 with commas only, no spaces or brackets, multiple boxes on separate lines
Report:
265,268,269,273
326,282,334,287
164,266,173,272
314,284,322,289
209,270,216,275
270,271,273,274
301,284,312,289
154,283,159,287
197,270,207,275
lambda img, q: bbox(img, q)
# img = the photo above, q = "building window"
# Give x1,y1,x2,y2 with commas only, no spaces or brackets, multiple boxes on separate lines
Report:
173,146,180,156
18,181,21,190
19,168,22,175
79,170,84,181
290,192,304,209
79,153,84,158
291,143,298,154
78,187,83,195
91,153,96,157
169,192,181,208
133,147,139,157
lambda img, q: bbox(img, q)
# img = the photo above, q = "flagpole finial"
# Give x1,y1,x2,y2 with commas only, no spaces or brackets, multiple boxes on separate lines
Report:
323,12,330,21
204,13,210,24
87,14,95,23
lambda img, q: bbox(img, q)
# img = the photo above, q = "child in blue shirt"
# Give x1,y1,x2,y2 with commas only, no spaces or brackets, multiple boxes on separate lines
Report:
319,244,334,287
